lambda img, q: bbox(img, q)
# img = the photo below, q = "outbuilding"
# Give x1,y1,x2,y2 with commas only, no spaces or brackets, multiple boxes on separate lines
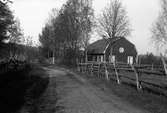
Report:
87,37,137,64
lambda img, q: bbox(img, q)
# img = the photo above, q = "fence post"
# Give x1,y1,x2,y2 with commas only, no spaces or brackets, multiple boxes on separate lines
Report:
86,63,88,73
131,64,142,90
113,62,120,84
87,63,90,74
98,63,101,78
160,53,167,76
151,64,154,71
104,63,109,80
90,63,93,76
77,63,80,72
81,63,84,73
84,63,86,73
80,63,82,72
92,63,95,76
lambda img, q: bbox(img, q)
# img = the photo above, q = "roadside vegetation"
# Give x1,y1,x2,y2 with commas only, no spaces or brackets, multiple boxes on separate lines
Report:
0,61,49,113
74,69,167,113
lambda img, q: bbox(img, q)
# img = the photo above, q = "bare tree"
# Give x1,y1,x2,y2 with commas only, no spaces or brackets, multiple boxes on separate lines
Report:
9,18,23,44
151,0,167,52
97,0,131,39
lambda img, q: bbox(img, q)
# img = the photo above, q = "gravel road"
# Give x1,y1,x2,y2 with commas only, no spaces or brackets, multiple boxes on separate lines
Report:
40,66,150,113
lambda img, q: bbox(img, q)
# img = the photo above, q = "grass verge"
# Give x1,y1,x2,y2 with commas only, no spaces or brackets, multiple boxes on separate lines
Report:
73,69,167,113
0,63,49,113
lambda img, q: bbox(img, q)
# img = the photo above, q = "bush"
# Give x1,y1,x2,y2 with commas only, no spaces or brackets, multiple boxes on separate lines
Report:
0,62,49,113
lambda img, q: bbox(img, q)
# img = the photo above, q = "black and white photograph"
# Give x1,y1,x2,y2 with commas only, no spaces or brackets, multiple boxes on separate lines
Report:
0,0,167,113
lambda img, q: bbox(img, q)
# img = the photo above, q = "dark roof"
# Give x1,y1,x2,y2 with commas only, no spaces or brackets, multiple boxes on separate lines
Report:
87,37,121,55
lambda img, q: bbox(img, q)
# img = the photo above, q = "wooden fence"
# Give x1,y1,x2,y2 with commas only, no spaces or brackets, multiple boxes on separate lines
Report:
77,62,167,96
0,59,27,74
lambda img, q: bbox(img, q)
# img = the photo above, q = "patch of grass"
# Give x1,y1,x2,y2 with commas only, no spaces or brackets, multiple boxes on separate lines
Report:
75,71,167,113
24,65,62,113
25,65,49,101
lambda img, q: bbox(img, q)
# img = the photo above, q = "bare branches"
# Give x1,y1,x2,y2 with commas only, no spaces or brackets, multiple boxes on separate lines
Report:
97,0,131,39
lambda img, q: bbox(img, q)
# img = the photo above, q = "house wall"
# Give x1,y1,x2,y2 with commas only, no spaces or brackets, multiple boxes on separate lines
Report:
106,38,137,64
87,38,137,64
87,54,104,62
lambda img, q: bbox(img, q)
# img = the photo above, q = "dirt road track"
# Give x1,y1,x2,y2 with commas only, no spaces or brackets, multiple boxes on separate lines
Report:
43,66,150,113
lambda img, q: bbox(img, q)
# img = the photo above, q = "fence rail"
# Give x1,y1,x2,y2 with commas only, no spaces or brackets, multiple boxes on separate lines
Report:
0,59,27,74
77,62,167,96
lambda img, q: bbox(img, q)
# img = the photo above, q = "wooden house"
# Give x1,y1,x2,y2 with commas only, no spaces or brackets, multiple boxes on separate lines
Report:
87,37,137,64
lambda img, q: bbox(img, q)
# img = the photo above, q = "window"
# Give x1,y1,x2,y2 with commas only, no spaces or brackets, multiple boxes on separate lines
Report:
110,55,115,63
97,56,100,62
100,56,104,62
97,55,104,62
119,47,124,53
127,56,133,64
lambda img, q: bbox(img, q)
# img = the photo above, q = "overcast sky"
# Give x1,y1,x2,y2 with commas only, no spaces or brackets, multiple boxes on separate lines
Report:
11,0,160,54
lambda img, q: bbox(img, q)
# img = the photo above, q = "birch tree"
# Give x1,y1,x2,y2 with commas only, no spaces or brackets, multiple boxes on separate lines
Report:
97,0,131,39
151,0,167,53
39,0,94,65
151,0,167,74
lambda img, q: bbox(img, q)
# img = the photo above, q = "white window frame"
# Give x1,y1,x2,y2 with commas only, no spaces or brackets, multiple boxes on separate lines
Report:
100,56,104,62
110,55,115,63
127,56,133,64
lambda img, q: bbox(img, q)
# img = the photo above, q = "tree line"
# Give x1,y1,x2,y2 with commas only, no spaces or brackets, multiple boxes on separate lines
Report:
0,0,38,61
39,0,94,65
1,0,167,64
39,0,132,65
39,0,167,65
